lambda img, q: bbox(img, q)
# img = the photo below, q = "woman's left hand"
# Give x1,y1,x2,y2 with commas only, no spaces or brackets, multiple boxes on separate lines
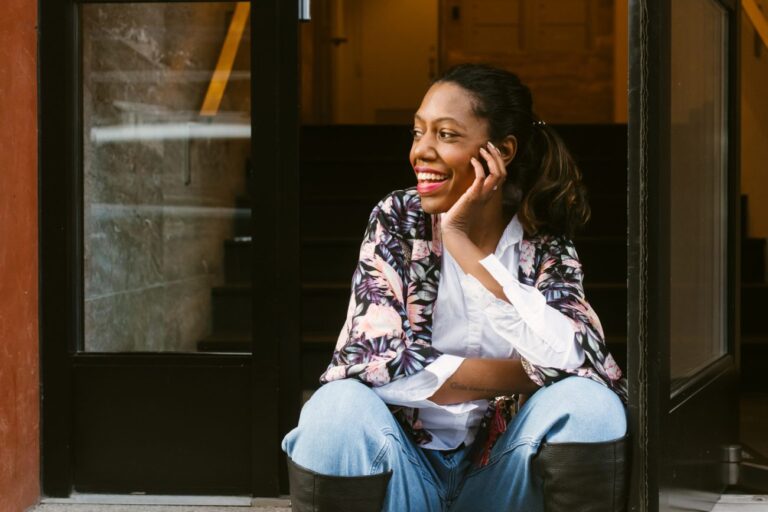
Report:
441,141,507,237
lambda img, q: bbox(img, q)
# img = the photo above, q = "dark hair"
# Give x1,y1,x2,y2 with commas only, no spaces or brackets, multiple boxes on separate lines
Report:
436,64,590,238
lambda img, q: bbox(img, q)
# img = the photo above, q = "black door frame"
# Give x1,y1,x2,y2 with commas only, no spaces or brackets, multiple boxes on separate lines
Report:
39,0,300,497
627,0,741,509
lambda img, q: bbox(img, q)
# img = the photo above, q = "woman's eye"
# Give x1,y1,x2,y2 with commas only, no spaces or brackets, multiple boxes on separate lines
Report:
410,128,423,139
438,131,456,140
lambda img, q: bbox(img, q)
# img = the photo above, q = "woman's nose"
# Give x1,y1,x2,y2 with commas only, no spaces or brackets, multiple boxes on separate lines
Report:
412,133,437,161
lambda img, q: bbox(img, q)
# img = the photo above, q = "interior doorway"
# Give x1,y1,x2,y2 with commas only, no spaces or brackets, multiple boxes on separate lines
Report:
295,0,768,507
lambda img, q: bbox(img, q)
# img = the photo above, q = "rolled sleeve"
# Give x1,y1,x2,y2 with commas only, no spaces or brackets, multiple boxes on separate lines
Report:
465,254,584,370
372,355,481,414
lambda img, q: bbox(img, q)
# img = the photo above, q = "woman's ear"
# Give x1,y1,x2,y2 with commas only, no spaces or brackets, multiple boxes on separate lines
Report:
498,135,517,165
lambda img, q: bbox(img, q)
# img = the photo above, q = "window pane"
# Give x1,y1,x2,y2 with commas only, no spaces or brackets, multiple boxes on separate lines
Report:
82,3,252,353
669,0,728,380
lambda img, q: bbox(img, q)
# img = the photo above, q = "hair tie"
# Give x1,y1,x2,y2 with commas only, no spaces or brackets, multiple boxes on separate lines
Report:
533,119,546,127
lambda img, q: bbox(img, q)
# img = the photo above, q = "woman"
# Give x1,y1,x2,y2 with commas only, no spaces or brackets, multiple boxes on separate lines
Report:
283,64,628,512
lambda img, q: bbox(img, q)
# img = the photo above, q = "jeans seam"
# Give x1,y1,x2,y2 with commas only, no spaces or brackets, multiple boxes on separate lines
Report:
370,436,391,475
464,436,539,477
377,427,444,496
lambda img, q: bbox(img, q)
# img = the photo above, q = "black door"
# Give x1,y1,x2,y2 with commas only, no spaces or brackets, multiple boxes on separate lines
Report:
40,0,300,497
627,0,741,510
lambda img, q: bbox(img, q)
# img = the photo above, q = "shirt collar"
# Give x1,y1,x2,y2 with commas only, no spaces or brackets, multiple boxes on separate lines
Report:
496,214,524,255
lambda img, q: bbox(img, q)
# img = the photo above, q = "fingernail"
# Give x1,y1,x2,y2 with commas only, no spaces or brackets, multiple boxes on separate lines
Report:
487,141,498,152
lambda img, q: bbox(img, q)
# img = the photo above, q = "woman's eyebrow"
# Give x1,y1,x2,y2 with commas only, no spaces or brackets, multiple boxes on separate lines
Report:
413,114,466,130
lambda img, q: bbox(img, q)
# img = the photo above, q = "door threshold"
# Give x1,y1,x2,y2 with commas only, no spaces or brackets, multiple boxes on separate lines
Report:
40,494,290,507
714,495,768,511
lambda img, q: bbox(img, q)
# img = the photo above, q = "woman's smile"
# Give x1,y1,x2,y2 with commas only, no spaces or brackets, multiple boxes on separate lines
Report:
414,166,450,195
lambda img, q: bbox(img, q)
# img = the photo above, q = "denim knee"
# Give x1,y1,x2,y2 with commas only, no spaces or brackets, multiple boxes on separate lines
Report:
533,377,627,444
282,379,396,472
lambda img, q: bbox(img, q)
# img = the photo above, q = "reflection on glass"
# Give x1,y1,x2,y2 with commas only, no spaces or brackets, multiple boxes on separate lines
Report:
82,3,252,353
669,0,728,380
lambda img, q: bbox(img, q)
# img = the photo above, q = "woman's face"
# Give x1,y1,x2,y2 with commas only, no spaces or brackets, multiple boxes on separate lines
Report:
410,81,491,214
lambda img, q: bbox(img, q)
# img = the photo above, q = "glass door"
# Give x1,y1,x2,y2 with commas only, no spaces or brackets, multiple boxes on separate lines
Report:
40,0,300,497
627,0,740,509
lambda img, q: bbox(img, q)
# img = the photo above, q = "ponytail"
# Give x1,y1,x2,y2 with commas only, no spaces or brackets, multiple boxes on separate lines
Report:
516,123,590,238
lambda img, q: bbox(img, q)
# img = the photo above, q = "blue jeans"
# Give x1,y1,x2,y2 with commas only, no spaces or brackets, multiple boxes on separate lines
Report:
282,376,626,512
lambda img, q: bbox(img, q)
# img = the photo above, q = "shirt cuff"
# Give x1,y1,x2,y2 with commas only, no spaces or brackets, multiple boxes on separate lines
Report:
478,254,584,369
372,355,480,414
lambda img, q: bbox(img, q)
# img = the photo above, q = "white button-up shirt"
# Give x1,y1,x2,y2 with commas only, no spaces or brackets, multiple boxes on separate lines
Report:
373,215,585,450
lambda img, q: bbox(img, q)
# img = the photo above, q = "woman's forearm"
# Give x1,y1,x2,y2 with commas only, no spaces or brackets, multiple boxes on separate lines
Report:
429,358,539,405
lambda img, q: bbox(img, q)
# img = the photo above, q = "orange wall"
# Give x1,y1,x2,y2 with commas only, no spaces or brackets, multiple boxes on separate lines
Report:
614,0,628,123
741,5,768,239
0,0,40,508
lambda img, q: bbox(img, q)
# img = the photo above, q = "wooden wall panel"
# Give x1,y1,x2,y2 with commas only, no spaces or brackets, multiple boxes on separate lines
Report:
440,0,615,123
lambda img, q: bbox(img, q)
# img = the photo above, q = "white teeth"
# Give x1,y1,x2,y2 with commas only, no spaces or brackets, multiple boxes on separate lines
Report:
417,172,448,181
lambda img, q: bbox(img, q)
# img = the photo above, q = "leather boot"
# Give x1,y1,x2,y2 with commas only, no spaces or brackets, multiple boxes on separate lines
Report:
287,457,392,512
532,436,628,512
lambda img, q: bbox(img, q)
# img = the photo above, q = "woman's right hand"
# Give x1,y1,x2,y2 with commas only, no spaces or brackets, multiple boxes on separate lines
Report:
440,141,507,238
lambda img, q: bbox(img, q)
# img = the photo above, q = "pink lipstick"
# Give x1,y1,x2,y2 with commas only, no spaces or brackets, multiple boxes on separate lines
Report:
414,166,449,195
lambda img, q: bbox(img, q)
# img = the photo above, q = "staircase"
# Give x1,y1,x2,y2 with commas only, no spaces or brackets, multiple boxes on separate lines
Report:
298,124,629,391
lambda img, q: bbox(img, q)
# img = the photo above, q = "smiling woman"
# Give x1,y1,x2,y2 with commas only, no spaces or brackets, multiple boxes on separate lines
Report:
282,64,628,512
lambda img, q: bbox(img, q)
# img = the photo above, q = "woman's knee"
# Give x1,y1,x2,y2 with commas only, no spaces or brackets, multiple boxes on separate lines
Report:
535,377,627,444
282,379,396,474
283,380,391,453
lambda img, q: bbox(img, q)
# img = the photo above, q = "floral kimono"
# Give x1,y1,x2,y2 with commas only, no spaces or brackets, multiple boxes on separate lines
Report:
321,187,627,463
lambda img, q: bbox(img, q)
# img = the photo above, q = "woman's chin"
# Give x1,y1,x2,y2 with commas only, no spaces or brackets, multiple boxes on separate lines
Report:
418,195,452,215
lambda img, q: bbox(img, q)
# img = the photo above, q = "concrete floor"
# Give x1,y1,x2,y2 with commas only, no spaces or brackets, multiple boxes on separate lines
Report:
31,498,290,512
30,496,768,511
33,507,290,512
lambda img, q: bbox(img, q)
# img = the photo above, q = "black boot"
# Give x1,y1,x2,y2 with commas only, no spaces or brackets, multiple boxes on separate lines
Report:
532,436,628,512
287,457,392,512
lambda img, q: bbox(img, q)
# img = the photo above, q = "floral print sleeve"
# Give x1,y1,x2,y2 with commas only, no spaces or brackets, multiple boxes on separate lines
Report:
517,235,628,402
320,189,443,387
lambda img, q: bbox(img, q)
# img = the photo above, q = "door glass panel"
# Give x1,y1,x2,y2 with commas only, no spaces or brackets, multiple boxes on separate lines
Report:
82,2,252,353
669,0,728,380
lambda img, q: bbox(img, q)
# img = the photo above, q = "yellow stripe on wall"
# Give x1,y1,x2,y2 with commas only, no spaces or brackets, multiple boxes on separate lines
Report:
200,2,250,117
743,0,768,51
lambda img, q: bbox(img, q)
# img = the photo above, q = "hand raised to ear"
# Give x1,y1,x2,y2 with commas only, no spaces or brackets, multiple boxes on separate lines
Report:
441,141,507,237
